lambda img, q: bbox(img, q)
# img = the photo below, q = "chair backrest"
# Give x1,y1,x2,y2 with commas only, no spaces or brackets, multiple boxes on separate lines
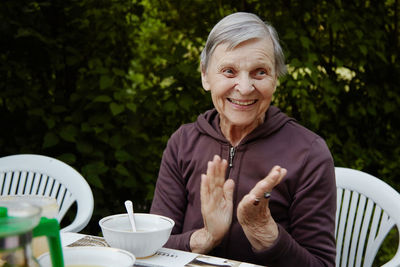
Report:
335,167,400,267
0,154,94,233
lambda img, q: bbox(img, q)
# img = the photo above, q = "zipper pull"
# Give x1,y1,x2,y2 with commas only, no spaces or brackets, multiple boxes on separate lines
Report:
229,146,235,168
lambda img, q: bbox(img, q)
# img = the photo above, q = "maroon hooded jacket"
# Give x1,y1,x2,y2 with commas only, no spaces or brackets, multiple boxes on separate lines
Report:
151,106,336,267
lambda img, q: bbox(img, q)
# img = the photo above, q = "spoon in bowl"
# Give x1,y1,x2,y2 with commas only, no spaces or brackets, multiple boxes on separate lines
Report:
124,200,137,232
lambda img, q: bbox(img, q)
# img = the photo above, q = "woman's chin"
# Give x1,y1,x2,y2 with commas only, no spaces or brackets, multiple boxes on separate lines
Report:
222,116,261,129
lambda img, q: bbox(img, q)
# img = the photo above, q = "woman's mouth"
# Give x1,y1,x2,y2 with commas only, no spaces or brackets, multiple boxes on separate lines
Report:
228,98,257,106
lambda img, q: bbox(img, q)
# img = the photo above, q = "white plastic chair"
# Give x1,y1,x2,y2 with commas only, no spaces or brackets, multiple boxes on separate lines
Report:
0,154,94,233
335,167,400,267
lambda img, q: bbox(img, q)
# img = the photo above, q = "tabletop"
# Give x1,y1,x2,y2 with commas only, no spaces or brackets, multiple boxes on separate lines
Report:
61,232,263,267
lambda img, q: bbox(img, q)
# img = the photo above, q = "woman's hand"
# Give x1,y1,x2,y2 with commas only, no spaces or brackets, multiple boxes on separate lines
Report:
237,165,287,251
190,155,235,253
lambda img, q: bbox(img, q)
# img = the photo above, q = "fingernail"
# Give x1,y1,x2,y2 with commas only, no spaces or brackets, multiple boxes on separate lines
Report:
264,192,271,199
253,198,260,206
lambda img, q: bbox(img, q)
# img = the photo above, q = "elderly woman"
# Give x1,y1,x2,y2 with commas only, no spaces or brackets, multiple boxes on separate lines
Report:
150,12,336,266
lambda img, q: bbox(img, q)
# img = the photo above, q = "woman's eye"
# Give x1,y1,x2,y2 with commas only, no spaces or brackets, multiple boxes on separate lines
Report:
254,69,268,78
222,68,235,76
257,69,267,75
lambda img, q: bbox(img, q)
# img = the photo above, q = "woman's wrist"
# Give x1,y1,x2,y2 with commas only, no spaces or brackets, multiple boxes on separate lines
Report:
189,228,218,254
243,222,279,251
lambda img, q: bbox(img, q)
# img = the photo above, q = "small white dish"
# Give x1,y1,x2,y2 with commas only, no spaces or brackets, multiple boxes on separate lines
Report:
38,246,136,267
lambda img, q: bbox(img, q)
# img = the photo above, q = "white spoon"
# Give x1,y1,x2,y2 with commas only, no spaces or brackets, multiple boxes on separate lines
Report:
124,200,137,232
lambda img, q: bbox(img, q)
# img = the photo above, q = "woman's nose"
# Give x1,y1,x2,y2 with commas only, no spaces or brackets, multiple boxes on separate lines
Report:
235,74,254,95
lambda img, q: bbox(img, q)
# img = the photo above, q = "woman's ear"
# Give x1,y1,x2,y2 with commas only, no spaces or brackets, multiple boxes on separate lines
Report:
201,68,210,91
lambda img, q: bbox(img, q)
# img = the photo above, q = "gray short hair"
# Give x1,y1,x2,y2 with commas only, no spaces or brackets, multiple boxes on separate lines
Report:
200,12,287,77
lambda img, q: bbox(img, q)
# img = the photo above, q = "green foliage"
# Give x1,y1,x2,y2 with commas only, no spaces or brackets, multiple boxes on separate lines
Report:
1,0,399,263
373,227,399,266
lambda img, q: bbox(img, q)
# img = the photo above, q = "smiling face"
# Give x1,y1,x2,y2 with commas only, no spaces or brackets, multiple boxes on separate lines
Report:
201,38,277,144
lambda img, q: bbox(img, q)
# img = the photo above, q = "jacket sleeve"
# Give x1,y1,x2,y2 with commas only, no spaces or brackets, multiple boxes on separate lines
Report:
256,137,337,267
150,128,194,251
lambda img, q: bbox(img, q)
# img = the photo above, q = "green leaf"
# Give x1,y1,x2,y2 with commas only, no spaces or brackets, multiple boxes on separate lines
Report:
164,100,177,112
359,45,368,56
300,36,311,50
76,142,93,154
81,122,92,132
112,68,126,76
110,102,125,115
331,22,341,33
58,153,76,164
126,103,137,112
115,150,133,162
100,75,113,90
110,134,126,149
93,95,112,103
307,53,318,63
86,174,104,189
376,51,387,63
82,162,109,175
44,117,56,129
179,94,193,110
116,163,130,176
284,30,297,40
59,125,78,142
82,162,109,189
42,132,59,148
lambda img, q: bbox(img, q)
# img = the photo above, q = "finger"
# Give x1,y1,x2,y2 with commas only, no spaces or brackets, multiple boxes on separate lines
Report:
208,155,226,188
249,166,280,197
206,158,217,188
250,166,287,201
200,173,209,199
206,158,214,177
200,174,208,215
216,158,228,186
223,179,235,203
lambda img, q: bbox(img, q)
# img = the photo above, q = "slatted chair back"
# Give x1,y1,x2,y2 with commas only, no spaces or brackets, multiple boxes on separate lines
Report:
335,167,400,267
0,154,94,233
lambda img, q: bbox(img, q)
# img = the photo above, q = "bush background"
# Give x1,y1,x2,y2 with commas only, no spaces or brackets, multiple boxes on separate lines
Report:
1,0,399,265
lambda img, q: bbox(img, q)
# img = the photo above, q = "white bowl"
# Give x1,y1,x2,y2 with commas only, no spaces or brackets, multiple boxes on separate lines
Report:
38,246,136,267
99,213,174,258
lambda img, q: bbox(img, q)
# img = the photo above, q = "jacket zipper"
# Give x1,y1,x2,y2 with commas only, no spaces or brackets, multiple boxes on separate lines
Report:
229,146,235,168
225,146,236,255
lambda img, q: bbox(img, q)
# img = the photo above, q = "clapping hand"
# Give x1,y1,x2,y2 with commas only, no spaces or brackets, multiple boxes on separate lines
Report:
237,165,287,250
190,155,235,253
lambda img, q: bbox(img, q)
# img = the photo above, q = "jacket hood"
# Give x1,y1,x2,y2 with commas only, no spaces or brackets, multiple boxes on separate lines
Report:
195,106,295,145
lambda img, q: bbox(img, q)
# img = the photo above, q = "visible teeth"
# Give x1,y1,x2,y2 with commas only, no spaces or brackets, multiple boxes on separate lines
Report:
229,99,256,106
